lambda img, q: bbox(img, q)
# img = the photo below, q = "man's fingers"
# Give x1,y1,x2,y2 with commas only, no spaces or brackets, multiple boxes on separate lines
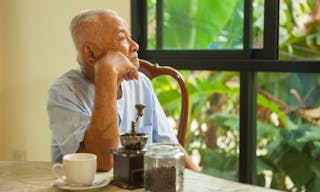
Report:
130,68,139,79
95,50,139,81
123,70,139,81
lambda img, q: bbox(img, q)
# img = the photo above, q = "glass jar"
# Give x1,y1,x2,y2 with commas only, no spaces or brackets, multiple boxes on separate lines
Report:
144,143,185,192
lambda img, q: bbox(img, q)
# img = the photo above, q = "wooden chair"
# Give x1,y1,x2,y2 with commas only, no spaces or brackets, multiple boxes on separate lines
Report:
139,59,189,146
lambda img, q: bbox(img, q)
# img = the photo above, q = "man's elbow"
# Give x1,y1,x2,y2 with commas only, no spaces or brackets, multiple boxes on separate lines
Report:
77,142,114,172
97,155,113,172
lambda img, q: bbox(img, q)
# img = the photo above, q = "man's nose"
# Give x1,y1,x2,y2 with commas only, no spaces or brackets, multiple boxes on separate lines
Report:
130,39,139,52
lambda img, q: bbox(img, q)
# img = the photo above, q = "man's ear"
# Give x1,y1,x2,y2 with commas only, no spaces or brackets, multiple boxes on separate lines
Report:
80,44,96,65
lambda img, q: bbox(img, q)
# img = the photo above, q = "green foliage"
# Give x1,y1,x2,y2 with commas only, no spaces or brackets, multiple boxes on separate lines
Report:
154,70,320,191
163,0,240,49
257,124,320,191
199,147,238,181
279,0,320,59
148,0,241,49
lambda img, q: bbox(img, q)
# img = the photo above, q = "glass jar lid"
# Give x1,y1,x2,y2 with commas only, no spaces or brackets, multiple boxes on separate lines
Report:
146,143,180,158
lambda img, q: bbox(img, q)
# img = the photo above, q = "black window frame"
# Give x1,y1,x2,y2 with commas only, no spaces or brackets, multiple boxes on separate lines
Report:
131,0,320,184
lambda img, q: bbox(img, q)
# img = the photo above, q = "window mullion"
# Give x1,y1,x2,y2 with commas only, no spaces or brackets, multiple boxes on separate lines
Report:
131,0,147,58
239,71,257,184
263,0,280,59
156,0,163,49
239,0,257,185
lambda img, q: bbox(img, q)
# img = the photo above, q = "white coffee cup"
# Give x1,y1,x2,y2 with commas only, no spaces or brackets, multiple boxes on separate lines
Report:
52,153,97,186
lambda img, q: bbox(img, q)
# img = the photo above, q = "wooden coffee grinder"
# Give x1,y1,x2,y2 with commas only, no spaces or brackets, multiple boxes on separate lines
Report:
111,104,148,189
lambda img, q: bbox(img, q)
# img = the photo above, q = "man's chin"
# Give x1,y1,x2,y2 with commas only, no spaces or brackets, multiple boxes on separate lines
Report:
131,58,140,68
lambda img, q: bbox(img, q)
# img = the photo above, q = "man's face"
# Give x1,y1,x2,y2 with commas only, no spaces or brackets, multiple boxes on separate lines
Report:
101,15,140,68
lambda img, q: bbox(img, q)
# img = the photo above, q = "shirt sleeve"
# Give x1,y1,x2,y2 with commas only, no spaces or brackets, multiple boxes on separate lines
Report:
47,86,90,156
148,80,179,144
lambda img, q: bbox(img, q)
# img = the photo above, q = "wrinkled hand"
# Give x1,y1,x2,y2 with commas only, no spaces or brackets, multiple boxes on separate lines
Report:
95,51,139,82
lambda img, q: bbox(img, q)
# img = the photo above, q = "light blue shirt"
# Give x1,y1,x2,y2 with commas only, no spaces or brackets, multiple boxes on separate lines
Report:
47,68,178,162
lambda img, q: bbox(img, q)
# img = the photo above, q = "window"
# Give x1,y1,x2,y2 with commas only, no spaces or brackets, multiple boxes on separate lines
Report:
132,0,320,191
147,0,244,50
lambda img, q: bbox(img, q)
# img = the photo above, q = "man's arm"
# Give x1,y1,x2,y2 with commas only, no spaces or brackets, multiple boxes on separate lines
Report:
77,67,118,171
77,51,138,171
179,144,200,172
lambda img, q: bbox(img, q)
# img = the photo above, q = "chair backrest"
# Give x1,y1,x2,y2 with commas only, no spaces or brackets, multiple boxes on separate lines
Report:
139,59,189,146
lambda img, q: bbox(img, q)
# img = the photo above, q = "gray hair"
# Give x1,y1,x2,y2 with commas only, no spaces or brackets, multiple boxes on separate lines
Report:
70,9,118,64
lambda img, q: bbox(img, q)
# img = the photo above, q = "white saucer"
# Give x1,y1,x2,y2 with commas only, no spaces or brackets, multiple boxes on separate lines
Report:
54,172,112,191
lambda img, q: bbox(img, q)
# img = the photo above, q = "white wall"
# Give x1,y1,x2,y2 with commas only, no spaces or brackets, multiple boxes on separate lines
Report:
0,0,5,160
0,0,130,161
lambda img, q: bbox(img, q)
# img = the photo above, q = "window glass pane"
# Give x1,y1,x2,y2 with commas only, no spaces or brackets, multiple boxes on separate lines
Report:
257,72,320,191
152,70,240,181
279,0,320,60
147,0,157,49
147,0,244,50
252,0,265,48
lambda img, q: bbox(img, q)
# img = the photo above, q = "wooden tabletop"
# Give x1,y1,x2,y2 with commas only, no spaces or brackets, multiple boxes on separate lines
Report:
0,161,282,192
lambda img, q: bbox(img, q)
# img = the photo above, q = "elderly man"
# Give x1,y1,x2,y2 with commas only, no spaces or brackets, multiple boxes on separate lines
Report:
47,8,198,171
